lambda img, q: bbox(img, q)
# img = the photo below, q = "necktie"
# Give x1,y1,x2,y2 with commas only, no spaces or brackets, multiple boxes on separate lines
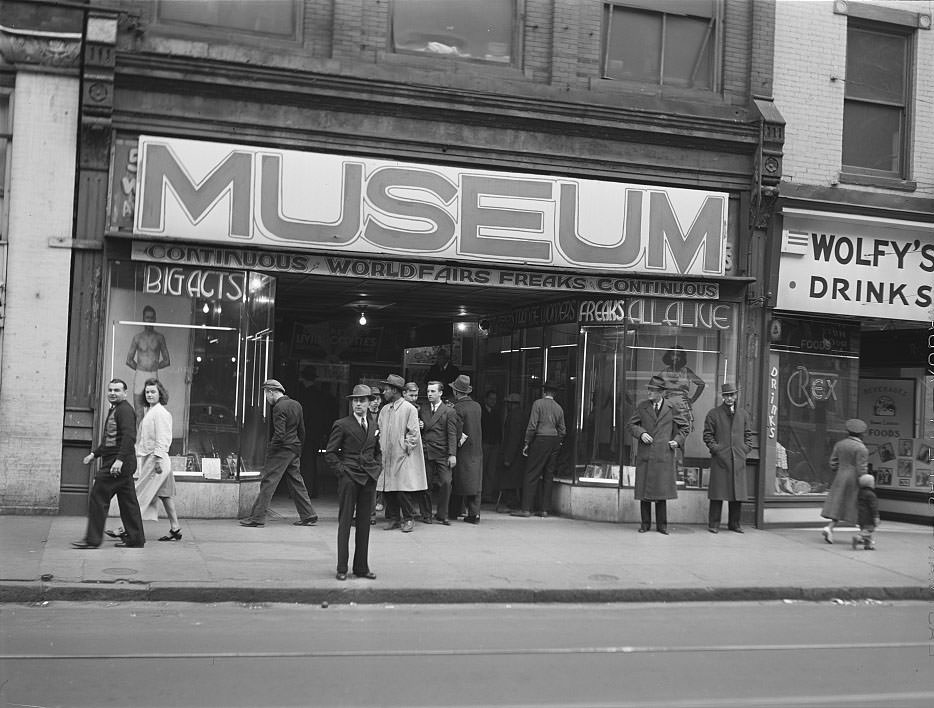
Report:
729,406,734,415
432,404,438,414
359,416,367,431
654,403,661,415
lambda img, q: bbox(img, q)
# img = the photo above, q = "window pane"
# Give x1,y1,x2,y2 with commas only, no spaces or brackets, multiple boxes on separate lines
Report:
846,26,906,104
392,0,514,63
159,0,295,37
842,100,902,173
605,8,661,82
664,15,713,89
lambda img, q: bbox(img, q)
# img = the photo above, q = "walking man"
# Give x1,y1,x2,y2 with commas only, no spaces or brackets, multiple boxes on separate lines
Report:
512,380,565,518
73,379,145,549
326,385,380,580
419,380,458,525
378,373,427,533
240,379,318,527
627,375,690,534
702,383,752,533
451,375,483,524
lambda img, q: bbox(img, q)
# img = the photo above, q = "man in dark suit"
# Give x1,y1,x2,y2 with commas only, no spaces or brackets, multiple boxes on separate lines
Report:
426,347,460,401
73,379,145,549
627,375,690,534
702,382,752,533
326,384,380,580
418,380,458,525
240,379,318,527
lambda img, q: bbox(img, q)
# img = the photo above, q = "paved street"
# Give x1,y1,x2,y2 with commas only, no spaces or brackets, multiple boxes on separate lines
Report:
1,600,931,707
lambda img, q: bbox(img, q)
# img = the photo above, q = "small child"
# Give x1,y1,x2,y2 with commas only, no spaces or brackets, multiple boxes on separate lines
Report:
852,473,880,550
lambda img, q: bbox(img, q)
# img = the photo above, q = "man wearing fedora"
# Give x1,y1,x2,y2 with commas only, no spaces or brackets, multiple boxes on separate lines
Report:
627,375,690,534
377,373,427,533
512,379,565,518
240,379,318,528
702,383,753,533
325,385,380,580
451,375,483,523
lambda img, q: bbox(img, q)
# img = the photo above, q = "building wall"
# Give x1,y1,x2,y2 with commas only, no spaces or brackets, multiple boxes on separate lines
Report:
0,73,79,513
774,0,934,195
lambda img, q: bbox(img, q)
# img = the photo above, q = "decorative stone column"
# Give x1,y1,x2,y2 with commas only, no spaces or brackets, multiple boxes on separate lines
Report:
0,24,81,513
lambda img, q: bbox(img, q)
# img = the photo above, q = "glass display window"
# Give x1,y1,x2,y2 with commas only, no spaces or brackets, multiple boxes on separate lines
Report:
103,261,275,479
576,298,740,487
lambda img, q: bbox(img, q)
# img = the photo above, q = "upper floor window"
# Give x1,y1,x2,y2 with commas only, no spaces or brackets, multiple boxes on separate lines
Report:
602,1,717,90
842,22,912,179
157,0,296,38
391,0,515,64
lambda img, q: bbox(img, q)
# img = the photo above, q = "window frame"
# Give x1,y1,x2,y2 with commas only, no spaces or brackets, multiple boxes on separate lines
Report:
840,19,915,183
152,0,304,46
600,0,722,92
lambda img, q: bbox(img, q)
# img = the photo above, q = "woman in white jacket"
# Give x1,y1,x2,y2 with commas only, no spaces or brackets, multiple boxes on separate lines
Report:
107,378,181,541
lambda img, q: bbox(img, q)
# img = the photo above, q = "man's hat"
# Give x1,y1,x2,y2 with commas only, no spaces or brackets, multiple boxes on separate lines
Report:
347,384,372,399
721,383,738,395
451,374,473,393
262,379,285,393
845,418,868,435
504,393,521,403
647,375,666,390
379,373,406,391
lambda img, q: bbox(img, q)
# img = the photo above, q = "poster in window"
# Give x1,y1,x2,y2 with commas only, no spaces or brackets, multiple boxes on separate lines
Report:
859,378,915,486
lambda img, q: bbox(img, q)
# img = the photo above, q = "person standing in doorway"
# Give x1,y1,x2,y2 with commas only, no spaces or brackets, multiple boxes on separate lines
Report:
426,347,460,400
377,374,427,533
72,379,145,549
627,375,689,534
480,390,503,503
125,305,171,416
419,380,458,525
512,380,565,518
240,380,318,528
451,375,483,524
326,385,380,581
702,383,752,533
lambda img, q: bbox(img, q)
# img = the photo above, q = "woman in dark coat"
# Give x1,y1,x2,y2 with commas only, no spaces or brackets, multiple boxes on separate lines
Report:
820,418,868,544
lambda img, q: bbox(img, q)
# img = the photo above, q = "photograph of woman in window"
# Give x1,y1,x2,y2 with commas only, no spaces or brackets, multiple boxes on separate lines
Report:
657,345,706,432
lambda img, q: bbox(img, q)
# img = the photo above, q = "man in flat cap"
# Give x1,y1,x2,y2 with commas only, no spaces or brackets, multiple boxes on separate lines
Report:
703,382,752,533
326,384,380,580
240,379,318,527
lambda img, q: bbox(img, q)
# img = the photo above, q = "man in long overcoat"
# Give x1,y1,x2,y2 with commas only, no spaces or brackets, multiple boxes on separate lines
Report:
419,380,459,525
702,382,752,533
627,375,690,534
377,373,427,533
326,384,381,580
451,375,483,524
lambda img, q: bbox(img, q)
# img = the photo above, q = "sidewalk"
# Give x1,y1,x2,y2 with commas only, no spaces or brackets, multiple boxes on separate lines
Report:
1,499,930,604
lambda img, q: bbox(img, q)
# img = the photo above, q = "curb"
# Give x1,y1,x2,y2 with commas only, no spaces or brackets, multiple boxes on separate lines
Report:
0,581,926,605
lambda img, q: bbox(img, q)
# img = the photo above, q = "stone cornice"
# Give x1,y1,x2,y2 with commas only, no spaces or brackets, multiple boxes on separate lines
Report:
0,23,81,70
115,53,761,155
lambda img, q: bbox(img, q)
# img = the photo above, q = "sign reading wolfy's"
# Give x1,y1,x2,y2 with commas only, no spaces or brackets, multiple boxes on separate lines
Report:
132,136,729,276
777,212,934,322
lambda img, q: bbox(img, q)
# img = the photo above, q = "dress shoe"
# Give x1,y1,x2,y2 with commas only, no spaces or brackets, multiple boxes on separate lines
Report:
638,524,650,533
728,526,744,534
354,571,377,580
335,572,347,581
400,519,415,533
383,520,401,531
463,515,479,525
114,541,144,548
158,528,183,542
105,529,125,540
292,516,318,526
822,526,833,544
434,516,451,526
239,520,264,527
510,510,532,518
419,516,433,524
71,540,99,549
707,526,719,534
656,527,669,535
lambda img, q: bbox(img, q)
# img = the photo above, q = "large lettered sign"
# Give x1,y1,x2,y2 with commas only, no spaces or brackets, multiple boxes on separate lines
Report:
129,136,729,276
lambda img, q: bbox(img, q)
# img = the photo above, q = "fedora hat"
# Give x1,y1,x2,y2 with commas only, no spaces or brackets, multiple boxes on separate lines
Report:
346,384,372,399
647,375,666,391
451,374,473,394
379,373,406,390
262,379,285,393
845,418,867,435
720,383,738,395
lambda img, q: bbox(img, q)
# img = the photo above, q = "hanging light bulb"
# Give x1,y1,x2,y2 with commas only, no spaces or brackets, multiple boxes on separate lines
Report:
202,302,210,314
358,311,367,326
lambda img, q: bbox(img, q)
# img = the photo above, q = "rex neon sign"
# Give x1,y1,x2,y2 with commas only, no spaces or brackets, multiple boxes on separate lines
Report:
134,136,729,276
